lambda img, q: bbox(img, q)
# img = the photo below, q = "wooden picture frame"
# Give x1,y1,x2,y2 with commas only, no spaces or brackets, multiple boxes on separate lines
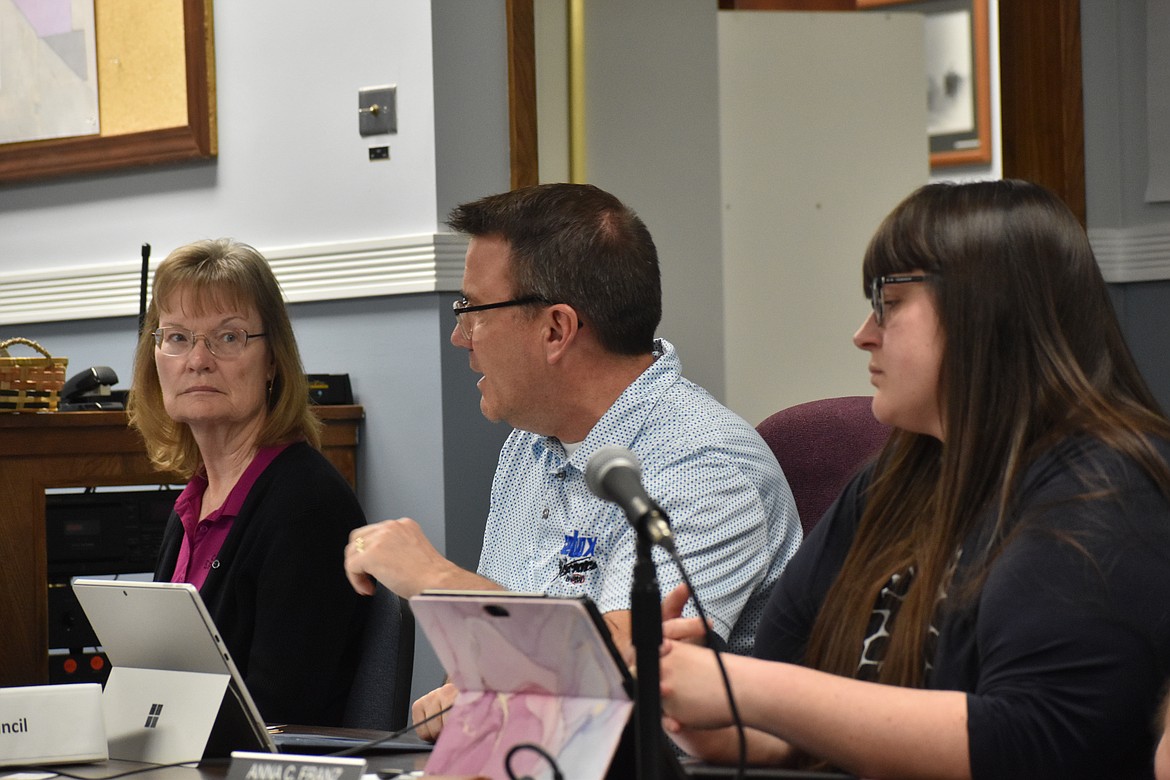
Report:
0,0,216,185
859,0,991,168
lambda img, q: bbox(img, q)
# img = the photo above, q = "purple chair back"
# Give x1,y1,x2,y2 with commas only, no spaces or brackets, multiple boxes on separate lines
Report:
756,396,890,536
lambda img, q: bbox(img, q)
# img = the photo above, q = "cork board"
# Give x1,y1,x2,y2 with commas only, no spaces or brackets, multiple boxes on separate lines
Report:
96,0,189,135
0,0,216,184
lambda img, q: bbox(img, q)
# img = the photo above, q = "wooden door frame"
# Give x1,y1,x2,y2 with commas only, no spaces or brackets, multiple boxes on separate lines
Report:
508,1,1085,223
997,1,1085,224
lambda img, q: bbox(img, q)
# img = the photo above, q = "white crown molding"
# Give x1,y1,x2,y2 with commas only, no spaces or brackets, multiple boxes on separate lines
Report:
0,233,467,326
5,225,1166,327
1090,223,1170,283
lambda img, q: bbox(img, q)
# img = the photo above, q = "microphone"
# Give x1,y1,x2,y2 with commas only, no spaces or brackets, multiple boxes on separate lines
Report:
586,446,674,550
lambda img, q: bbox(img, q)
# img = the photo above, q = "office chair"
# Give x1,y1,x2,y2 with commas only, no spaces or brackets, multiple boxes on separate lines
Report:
757,395,890,536
342,584,415,731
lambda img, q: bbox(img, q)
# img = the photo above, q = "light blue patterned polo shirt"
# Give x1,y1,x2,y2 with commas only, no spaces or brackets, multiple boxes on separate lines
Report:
476,338,802,653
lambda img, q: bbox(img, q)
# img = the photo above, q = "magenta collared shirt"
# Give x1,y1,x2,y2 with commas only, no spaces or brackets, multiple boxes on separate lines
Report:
169,443,292,589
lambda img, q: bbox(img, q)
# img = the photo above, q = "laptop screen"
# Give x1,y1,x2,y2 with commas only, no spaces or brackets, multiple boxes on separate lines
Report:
410,590,634,780
71,578,276,761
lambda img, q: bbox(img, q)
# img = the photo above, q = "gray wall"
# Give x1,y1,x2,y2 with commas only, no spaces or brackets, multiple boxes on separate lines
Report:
717,11,926,425
1111,283,1170,412
0,0,515,704
1083,2,1170,411
579,0,727,399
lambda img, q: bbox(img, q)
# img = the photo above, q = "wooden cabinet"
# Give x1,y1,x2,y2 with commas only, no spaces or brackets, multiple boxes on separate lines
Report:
0,406,362,687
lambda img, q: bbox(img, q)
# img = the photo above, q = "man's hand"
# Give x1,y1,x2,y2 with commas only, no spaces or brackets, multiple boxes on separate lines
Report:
344,518,495,598
411,682,460,742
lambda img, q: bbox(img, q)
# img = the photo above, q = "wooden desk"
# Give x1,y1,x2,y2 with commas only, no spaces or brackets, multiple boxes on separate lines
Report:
2,754,470,780
0,405,363,688
3,753,457,780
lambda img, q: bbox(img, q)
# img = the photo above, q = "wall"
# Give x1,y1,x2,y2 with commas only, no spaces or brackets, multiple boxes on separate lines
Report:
718,11,926,425
534,0,727,399
1082,1,1170,411
0,0,516,704
1083,1,1167,231
0,3,444,269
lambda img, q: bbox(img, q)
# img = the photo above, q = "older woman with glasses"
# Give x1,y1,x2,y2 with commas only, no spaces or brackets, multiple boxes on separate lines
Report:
129,238,368,727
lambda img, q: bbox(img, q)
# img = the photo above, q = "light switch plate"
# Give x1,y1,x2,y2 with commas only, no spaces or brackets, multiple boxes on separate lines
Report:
358,85,396,136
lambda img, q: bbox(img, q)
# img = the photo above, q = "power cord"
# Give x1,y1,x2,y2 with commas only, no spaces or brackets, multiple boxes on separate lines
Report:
665,545,748,780
504,742,565,780
327,705,452,757
4,758,208,779
4,709,452,779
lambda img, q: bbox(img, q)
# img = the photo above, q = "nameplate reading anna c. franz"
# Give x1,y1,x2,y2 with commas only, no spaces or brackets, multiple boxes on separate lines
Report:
227,751,366,780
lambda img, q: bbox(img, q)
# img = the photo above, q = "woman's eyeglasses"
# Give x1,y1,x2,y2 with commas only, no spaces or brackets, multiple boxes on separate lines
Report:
152,327,267,359
869,275,933,326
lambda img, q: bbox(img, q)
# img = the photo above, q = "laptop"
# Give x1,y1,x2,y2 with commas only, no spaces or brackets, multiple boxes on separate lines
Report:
71,578,278,763
410,590,632,779
409,590,855,780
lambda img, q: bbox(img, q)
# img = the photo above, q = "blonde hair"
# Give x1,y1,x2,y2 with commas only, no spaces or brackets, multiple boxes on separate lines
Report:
127,239,321,476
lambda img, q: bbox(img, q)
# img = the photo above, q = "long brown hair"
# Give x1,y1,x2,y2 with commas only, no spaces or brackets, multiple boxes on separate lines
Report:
127,239,320,476
804,180,1170,687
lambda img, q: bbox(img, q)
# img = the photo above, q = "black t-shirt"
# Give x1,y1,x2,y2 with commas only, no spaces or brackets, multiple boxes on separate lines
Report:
755,436,1170,780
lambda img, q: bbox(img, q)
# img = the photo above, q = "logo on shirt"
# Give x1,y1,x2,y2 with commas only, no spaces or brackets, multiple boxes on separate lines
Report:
558,530,598,585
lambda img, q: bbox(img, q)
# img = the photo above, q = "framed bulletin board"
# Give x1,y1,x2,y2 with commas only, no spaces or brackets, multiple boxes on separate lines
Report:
0,0,216,185
859,0,991,169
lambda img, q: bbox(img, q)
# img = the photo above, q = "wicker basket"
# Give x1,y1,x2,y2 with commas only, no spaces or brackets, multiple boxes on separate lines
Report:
0,338,69,412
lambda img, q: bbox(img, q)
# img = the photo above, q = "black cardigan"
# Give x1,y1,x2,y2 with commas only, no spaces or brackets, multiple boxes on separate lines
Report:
756,437,1170,779
154,442,369,726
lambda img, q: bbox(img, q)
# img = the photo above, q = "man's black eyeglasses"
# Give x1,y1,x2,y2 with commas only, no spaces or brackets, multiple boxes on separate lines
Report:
452,296,551,340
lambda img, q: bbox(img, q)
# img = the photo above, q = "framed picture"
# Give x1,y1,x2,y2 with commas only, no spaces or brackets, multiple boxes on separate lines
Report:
0,0,216,185
859,0,991,169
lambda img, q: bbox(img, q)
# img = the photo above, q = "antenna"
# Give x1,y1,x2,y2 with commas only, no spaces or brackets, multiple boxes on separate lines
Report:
138,243,151,336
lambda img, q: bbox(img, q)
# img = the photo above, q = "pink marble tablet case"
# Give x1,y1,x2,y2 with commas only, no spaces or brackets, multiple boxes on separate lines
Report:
410,592,633,780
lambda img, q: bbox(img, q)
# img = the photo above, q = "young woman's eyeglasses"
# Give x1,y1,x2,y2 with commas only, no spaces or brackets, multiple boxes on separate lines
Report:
869,274,933,326
152,327,267,359
451,296,550,341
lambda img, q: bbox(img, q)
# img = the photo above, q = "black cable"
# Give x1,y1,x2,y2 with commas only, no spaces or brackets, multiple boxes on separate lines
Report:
326,704,452,757
665,546,748,780
13,705,454,778
7,757,213,779
504,742,565,780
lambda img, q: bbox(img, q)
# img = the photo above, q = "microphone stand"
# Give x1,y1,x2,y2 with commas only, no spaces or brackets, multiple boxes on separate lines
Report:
631,512,665,780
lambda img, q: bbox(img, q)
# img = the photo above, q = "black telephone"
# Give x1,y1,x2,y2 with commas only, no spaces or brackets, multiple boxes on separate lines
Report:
59,366,123,411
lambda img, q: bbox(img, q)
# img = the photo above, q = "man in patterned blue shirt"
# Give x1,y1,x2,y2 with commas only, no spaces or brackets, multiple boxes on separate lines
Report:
344,183,801,738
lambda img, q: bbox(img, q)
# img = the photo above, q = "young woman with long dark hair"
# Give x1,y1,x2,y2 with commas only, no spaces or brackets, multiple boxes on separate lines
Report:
658,180,1170,779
